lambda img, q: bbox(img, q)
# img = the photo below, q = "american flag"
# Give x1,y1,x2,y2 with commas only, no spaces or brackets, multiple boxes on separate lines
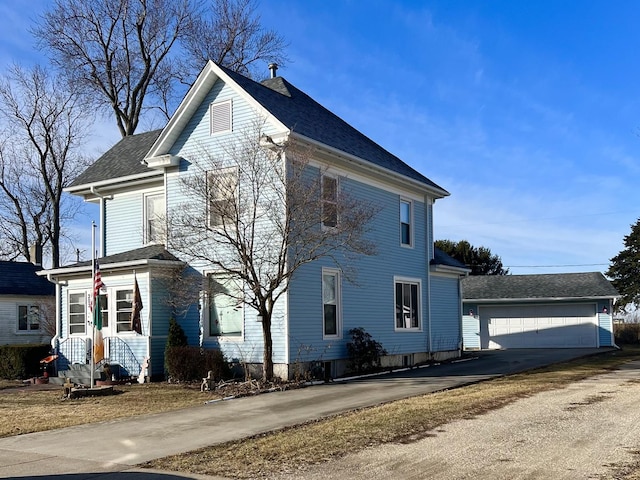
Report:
92,260,104,311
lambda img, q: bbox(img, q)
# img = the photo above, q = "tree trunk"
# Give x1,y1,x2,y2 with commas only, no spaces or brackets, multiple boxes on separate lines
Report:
261,309,274,381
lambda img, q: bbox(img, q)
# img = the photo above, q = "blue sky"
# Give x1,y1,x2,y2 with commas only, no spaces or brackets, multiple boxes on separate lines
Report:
1,1,639,274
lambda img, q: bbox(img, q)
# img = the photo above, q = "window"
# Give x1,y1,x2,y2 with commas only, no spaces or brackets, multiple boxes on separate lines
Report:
115,289,133,333
145,193,165,244
322,269,341,337
210,100,232,135
322,175,338,228
395,278,421,330
207,168,238,228
17,305,40,332
400,199,412,246
207,275,243,337
69,292,86,334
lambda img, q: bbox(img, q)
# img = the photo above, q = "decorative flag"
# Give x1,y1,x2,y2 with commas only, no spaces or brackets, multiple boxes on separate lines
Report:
92,260,105,364
93,295,104,364
131,273,143,334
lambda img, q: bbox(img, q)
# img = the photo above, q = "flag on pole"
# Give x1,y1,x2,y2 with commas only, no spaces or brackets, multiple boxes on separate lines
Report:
131,273,143,334
92,260,105,364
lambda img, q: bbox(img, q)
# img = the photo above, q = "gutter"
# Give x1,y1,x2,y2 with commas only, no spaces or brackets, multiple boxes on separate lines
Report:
89,186,113,257
45,273,67,353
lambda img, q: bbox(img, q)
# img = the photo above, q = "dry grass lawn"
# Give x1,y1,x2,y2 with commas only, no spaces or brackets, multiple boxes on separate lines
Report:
0,382,216,437
145,347,640,479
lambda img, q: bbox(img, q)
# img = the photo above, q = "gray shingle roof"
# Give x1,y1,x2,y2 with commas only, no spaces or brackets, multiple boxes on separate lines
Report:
224,66,447,192
432,247,469,270
462,272,619,301
69,129,162,187
69,245,181,268
0,261,54,296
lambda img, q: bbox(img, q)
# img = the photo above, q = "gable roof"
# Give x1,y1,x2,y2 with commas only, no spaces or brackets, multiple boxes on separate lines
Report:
462,272,620,302
67,129,163,191
69,62,448,197
0,261,54,296
221,66,447,193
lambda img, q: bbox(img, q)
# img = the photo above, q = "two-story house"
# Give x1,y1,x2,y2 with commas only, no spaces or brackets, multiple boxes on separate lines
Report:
41,61,468,380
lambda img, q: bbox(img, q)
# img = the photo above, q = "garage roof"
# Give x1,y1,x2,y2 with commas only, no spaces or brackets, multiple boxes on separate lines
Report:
462,272,619,301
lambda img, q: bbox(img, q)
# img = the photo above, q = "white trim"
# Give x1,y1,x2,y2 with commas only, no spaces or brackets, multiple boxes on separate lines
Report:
322,267,342,340
393,276,423,332
67,290,88,336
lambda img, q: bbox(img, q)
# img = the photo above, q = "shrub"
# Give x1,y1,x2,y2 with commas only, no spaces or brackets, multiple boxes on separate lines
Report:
0,344,51,379
165,346,230,382
346,327,387,374
614,322,640,345
165,317,188,372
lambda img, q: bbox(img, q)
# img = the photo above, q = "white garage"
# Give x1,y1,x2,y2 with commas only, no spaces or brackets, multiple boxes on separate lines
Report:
462,272,620,350
479,303,597,349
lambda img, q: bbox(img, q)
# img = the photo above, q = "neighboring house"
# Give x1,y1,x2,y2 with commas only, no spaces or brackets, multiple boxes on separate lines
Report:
0,261,54,345
462,272,620,350
41,61,467,380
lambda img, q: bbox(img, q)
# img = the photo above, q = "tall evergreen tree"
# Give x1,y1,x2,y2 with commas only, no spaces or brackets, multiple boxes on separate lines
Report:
435,239,509,275
607,218,640,311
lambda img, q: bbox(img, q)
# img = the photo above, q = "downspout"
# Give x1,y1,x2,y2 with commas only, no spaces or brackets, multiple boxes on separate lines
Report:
426,197,433,358
89,186,113,257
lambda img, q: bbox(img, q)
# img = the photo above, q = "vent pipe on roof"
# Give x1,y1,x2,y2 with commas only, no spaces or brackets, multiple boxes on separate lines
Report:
268,63,278,78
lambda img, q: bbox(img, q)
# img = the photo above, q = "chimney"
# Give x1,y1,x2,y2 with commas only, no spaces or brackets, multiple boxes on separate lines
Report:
29,243,43,266
268,63,278,78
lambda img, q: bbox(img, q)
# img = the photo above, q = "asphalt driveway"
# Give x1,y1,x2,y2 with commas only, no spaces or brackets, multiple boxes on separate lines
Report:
0,348,616,479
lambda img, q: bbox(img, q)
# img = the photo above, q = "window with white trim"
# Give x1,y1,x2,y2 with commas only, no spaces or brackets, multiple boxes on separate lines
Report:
400,199,412,246
115,289,133,333
207,168,238,228
207,275,243,337
17,305,40,332
210,100,232,135
394,278,421,330
322,268,341,337
144,192,165,244
322,175,338,228
68,292,86,334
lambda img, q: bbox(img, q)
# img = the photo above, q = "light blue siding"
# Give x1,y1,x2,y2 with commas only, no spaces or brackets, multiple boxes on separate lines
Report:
288,175,431,363
462,302,480,349
430,276,462,352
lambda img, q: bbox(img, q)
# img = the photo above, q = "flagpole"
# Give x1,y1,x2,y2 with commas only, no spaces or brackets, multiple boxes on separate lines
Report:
91,221,96,388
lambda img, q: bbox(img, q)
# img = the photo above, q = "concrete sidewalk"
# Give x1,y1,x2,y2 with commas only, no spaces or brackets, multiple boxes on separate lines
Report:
0,348,609,479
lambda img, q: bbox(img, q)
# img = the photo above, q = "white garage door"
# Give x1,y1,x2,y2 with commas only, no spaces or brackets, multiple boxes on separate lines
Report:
480,304,597,349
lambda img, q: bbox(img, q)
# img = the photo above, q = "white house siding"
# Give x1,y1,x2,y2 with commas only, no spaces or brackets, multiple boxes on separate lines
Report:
165,77,287,369
0,295,52,345
287,175,431,372
430,275,462,353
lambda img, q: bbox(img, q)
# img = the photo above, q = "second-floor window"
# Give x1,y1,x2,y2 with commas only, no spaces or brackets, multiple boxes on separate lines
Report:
322,175,338,228
400,199,412,246
207,168,238,228
145,193,165,244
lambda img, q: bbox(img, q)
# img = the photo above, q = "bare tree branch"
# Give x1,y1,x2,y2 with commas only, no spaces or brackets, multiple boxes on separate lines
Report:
169,122,379,379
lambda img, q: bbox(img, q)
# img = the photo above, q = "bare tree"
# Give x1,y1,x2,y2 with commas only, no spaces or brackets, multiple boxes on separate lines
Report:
182,0,288,79
0,64,91,267
169,123,379,380
33,0,287,137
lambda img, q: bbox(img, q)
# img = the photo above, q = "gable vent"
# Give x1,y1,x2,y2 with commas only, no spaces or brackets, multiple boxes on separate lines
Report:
210,100,232,135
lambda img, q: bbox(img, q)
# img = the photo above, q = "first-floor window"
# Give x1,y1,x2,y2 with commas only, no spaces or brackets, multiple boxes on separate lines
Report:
322,269,341,337
69,292,86,334
116,289,133,332
395,279,420,329
208,275,243,337
18,305,40,332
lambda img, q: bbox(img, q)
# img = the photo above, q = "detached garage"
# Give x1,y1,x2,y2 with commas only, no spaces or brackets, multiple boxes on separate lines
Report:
462,272,620,350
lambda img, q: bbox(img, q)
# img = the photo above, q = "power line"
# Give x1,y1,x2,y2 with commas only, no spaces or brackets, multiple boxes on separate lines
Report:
505,263,609,268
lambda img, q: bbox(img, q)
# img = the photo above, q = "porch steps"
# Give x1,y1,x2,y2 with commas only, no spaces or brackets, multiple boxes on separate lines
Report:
50,364,104,386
